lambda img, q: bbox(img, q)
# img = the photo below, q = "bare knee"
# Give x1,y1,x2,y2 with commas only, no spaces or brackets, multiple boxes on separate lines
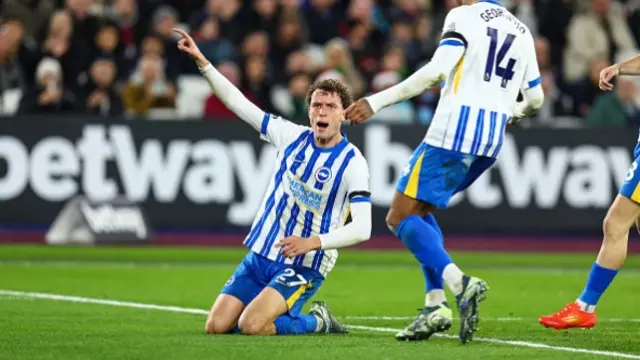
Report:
602,212,631,241
237,314,267,335
385,209,404,233
205,315,235,334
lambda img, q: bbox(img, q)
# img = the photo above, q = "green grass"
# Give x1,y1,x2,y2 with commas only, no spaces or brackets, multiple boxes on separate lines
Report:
1,244,640,360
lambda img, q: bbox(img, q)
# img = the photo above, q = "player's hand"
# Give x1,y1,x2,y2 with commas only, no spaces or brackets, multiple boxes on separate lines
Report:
275,236,321,258
599,65,619,92
173,28,209,68
344,98,374,125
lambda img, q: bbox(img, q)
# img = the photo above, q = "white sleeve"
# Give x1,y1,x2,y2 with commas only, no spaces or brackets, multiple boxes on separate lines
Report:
200,63,308,147
365,46,464,113
513,37,544,119
365,8,468,113
259,113,309,148
318,156,372,250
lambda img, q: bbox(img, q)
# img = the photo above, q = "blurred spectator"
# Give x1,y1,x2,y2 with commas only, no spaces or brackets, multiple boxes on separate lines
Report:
270,12,306,79
368,71,415,124
107,0,150,79
346,22,378,79
63,0,100,83
379,45,408,79
196,0,250,46
93,22,124,80
415,15,437,61
242,55,272,111
587,76,640,126
41,10,79,89
1,0,56,40
0,18,28,93
151,5,182,82
249,0,279,37
322,38,365,96
17,57,75,114
388,15,420,70
535,0,573,70
304,0,343,45
563,0,637,83
123,55,176,117
187,13,235,71
204,61,263,118
242,31,271,59
271,73,311,122
76,57,123,116
572,58,610,117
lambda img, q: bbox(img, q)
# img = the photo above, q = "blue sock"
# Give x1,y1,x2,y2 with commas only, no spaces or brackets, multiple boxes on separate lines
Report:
422,214,444,292
231,325,241,334
395,215,452,282
274,314,318,335
578,262,619,306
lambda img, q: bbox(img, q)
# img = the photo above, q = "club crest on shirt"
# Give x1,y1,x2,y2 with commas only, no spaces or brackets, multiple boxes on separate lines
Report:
315,167,332,184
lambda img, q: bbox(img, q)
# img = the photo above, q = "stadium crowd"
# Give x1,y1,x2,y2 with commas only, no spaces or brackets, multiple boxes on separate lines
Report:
1,0,640,127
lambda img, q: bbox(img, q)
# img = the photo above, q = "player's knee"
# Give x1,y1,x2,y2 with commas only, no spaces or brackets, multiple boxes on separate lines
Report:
602,213,627,240
237,315,266,335
385,209,403,233
204,316,234,334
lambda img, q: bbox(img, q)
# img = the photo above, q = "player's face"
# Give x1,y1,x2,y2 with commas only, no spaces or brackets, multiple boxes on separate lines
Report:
308,90,344,141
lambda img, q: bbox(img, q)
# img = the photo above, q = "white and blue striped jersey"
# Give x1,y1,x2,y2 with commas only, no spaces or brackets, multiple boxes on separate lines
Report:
426,0,541,158
243,113,371,278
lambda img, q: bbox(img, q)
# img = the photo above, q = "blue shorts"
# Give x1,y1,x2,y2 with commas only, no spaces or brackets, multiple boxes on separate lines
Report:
221,251,324,317
619,151,640,203
396,143,496,208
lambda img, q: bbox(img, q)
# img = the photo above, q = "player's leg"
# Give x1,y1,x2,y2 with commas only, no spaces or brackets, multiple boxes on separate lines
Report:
237,266,345,335
205,252,263,334
423,214,447,308
539,193,640,329
390,144,493,343
205,294,245,334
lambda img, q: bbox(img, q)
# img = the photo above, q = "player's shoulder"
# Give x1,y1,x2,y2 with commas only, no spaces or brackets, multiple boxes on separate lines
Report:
344,143,369,169
444,5,474,24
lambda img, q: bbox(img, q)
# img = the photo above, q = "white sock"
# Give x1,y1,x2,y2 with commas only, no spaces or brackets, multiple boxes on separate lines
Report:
575,299,596,313
425,289,447,307
443,263,465,295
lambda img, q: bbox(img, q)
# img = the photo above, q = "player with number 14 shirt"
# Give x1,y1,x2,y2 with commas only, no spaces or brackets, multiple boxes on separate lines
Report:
345,0,544,344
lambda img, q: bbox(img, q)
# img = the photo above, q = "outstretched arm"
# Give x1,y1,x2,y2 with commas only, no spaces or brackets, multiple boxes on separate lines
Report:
366,44,465,113
344,15,468,125
174,28,263,132
600,53,640,92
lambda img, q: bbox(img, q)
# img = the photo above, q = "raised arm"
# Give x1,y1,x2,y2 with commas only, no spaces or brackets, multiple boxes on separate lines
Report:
174,28,263,131
599,53,640,92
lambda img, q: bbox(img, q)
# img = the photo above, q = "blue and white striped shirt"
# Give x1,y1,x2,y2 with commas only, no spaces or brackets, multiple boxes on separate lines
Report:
244,113,371,277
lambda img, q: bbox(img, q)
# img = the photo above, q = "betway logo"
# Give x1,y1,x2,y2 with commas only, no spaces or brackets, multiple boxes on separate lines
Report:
0,125,276,225
0,125,633,227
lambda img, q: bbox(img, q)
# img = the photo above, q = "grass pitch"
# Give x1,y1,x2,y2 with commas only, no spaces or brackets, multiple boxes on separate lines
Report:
1,244,640,360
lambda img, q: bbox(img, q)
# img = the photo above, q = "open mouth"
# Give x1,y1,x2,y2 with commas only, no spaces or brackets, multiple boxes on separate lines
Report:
316,121,329,130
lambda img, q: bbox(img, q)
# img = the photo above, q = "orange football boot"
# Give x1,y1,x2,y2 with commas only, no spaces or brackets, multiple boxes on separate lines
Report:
539,302,597,330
